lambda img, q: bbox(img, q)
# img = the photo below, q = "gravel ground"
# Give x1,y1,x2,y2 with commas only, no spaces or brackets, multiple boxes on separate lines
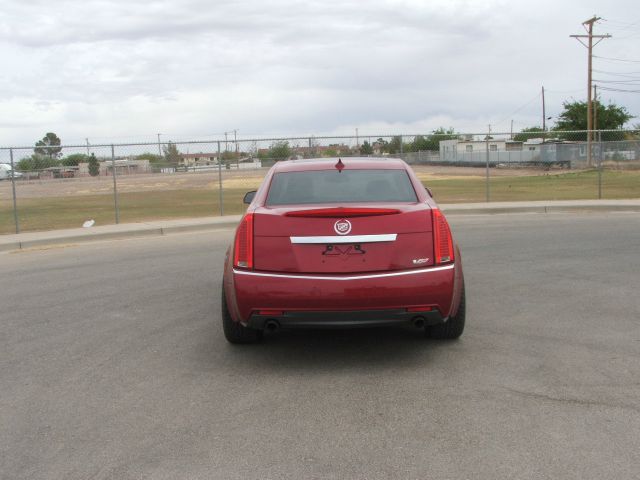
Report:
0,164,574,200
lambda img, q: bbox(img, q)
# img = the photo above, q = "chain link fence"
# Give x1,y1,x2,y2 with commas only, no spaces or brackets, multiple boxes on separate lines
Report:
1,130,639,234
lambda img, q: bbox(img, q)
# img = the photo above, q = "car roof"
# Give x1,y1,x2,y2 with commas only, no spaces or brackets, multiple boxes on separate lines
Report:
271,157,408,173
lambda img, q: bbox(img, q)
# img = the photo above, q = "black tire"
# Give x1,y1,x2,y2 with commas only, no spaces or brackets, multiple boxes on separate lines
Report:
221,285,262,344
425,283,466,340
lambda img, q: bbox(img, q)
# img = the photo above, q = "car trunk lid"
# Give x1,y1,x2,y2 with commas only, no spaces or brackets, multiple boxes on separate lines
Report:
252,204,434,273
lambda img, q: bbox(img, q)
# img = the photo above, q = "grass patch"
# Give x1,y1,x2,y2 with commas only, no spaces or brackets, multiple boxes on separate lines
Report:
1,170,639,234
428,170,640,203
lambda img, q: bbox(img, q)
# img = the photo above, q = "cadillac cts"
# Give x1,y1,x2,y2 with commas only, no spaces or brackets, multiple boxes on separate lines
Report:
221,157,465,343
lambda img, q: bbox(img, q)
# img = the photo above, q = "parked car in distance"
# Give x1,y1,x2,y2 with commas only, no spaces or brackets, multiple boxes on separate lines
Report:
0,163,23,180
221,157,465,343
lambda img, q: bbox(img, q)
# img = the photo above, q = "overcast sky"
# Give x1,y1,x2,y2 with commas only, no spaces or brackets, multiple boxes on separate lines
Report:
1,0,638,147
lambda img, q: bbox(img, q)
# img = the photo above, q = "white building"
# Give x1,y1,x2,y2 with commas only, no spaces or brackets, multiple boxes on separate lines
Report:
440,138,544,164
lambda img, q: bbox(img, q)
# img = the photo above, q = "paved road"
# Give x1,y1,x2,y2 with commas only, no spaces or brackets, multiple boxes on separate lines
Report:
1,213,639,480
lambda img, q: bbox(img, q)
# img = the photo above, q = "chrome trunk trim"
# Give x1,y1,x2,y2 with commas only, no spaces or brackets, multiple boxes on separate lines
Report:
290,234,397,244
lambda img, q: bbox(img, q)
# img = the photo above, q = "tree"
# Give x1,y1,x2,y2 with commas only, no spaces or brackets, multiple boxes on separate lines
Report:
16,154,60,171
404,135,427,152
554,100,633,140
163,142,182,165
406,128,458,151
88,153,100,176
267,141,292,161
387,136,402,154
375,138,389,154
513,126,545,142
61,153,89,166
34,132,62,159
359,140,373,155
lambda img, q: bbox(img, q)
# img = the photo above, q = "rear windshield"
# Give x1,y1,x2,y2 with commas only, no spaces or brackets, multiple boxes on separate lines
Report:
266,169,418,205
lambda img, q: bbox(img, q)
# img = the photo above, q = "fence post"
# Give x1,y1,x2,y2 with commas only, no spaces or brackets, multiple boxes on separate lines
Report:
9,148,20,234
111,145,119,224
485,131,490,202
597,131,602,199
218,141,223,216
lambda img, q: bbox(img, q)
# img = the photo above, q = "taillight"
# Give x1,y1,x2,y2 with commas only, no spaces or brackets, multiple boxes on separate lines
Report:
432,209,454,264
233,213,254,269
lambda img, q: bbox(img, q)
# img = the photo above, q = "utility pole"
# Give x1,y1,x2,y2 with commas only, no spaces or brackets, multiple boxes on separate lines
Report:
571,16,610,166
85,138,90,155
157,133,162,156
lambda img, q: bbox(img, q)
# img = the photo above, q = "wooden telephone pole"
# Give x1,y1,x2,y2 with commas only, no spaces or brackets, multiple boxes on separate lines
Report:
570,16,610,166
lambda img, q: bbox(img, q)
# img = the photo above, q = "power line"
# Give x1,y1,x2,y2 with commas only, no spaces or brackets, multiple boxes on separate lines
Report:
593,78,640,85
596,85,640,93
492,91,541,129
601,17,640,32
593,68,640,77
594,55,640,64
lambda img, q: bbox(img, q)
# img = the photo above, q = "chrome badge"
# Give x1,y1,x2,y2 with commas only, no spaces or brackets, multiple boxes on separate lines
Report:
334,219,352,235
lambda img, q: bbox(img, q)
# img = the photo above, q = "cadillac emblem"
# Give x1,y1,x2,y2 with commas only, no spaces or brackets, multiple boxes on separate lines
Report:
334,219,352,235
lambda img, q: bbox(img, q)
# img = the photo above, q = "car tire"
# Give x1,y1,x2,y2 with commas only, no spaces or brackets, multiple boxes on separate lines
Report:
425,282,466,340
222,285,262,344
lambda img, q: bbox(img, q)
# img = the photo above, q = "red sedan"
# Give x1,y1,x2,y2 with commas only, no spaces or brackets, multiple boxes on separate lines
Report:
222,157,465,343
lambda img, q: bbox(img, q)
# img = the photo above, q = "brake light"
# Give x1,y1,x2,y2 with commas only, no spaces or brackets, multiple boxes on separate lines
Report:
432,209,454,264
285,207,400,218
234,213,254,269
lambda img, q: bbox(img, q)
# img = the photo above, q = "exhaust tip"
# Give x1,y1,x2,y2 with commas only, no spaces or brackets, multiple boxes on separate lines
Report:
412,316,425,329
265,319,280,333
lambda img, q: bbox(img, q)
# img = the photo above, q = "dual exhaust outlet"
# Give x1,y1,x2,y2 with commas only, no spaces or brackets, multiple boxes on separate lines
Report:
261,316,427,332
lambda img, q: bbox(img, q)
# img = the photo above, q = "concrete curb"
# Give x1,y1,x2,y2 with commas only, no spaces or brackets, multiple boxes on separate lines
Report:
0,217,241,252
2,201,639,252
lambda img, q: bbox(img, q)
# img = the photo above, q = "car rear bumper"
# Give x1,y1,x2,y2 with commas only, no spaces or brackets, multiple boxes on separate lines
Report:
228,264,457,326
247,308,446,330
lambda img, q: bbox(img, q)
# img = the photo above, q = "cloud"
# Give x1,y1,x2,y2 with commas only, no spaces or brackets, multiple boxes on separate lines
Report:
1,0,638,146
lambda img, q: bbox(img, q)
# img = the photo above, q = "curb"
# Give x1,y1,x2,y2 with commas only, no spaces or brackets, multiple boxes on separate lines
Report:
0,219,241,252
2,202,639,252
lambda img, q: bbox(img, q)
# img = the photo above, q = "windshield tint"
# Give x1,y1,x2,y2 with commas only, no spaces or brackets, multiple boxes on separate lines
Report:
266,169,418,205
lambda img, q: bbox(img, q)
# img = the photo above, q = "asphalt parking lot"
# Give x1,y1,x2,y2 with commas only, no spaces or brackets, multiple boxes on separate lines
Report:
1,212,639,479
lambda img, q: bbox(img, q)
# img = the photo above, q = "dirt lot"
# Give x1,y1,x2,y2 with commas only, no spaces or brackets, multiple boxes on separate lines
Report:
0,165,574,201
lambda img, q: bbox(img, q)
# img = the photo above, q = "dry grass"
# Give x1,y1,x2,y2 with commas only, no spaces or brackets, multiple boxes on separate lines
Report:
1,169,639,234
